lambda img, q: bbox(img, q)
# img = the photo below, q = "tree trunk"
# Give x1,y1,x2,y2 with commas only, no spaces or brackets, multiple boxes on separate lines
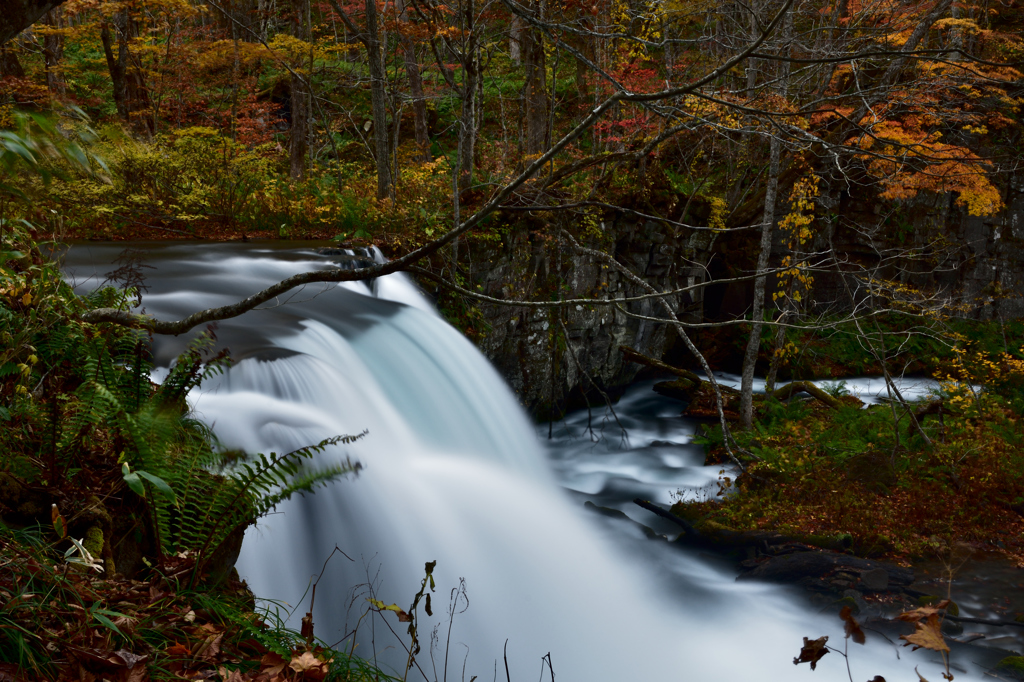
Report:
101,11,154,135
457,0,478,188
42,8,65,95
509,15,522,65
100,18,128,121
396,0,430,161
522,23,547,155
745,0,758,94
0,46,25,78
289,0,309,180
365,0,393,199
739,133,781,430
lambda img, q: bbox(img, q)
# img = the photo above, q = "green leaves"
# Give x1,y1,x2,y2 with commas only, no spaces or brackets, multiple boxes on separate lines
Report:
64,537,103,573
121,462,177,504
88,605,127,638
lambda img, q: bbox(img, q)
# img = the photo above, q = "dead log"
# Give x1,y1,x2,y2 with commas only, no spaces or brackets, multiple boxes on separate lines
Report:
633,498,697,536
771,381,843,409
620,345,703,386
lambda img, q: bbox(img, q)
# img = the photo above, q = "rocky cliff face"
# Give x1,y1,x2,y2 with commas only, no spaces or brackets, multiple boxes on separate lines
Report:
421,214,716,416
417,177,1024,418
805,176,1024,323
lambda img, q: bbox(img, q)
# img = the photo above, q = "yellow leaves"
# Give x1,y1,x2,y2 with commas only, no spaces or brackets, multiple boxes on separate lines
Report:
266,34,324,64
0,276,34,308
367,598,413,622
706,196,727,232
933,17,982,35
774,174,819,305
193,40,270,71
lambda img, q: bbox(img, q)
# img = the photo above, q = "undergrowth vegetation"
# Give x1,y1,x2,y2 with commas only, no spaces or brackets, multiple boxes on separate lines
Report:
16,123,459,244
678,334,1024,562
1,208,375,678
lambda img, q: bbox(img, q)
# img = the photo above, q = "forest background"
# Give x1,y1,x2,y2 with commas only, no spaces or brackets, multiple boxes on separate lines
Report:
2,0,1024,677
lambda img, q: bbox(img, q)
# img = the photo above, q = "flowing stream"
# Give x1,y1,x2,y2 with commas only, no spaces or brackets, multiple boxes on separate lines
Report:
63,242,1001,682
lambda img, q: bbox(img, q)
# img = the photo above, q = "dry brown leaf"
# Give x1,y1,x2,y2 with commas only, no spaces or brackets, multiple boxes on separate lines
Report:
901,614,950,653
898,601,950,624
194,633,224,661
165,643,191,658
110,650,147,669
0,663,26,682
300,613,314,642
289,652,324,673
125,665,149,682
289,651,332,680
259,653,287,678
840,606,866,645
793,636,830,670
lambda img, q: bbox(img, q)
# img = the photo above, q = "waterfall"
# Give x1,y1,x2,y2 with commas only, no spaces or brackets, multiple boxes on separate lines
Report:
63,243,986,682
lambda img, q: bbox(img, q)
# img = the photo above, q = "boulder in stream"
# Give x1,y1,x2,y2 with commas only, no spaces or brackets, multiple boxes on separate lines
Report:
737,551,913,594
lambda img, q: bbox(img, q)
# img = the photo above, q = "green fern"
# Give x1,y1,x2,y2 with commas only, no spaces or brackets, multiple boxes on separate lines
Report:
69,333,364,576
157,433,365,567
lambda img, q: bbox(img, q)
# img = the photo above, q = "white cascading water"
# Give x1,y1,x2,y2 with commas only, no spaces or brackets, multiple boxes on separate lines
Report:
63,243,992,682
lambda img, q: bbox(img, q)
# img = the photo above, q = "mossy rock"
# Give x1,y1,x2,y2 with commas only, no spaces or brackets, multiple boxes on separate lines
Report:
996,656,1024,680
653,378,697,403
836,595,861,614
82,525,104,559
917,595,960,616
799,533,854,552
669,502,705,523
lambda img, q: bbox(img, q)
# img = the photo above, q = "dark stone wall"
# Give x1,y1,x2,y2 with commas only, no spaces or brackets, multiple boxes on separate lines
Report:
418,175,1024,417
420,214,717,415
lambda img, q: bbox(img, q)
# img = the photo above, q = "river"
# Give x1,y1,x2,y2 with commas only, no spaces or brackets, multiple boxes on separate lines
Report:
62,241,1008,682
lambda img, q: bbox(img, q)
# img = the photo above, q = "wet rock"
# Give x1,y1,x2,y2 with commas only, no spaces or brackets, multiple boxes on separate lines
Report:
941,618,964,636
737,551,913,593
860,567,889,591
841,589,869,615
584,501,662,540
652,378,697,403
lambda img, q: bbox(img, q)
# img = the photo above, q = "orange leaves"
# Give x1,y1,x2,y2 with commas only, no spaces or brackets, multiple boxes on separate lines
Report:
852,120,1003,216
